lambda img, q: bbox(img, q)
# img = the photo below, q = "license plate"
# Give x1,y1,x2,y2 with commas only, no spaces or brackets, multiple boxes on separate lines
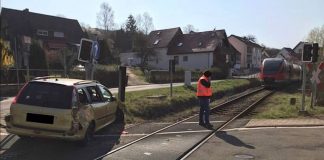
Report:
26,113,54,124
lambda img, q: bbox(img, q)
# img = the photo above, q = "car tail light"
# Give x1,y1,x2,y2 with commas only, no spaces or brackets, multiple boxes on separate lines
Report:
11,83,28,105
11,96,17,105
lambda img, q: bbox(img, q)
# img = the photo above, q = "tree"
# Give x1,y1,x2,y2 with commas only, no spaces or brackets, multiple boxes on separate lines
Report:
98,39,116,64
183,24,198,34
243,35,257,43
306,25,324,47
29,42,47,69
133,32,155,68
136,12,154,35
97,2,115,32
0,39,14,68
80,22,91,32
125,15,137,33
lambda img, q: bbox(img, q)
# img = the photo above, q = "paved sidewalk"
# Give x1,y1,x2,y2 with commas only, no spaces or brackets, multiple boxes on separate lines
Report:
245,118,324,127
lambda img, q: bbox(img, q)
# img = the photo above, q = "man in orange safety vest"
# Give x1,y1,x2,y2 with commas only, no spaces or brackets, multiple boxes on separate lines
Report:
196,70,213,128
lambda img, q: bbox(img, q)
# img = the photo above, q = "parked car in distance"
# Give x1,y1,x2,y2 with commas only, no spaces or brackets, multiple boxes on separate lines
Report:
231,68,241,76
5,77,124,145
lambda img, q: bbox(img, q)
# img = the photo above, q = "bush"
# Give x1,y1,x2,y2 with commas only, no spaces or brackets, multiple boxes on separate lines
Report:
147,68,227,84
69,71,85,80
148,70,184,83
210,67,228,79
94,65,119,88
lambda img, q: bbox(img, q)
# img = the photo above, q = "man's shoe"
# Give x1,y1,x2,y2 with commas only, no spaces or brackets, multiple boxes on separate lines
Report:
205,123,213,128
199,122,205,126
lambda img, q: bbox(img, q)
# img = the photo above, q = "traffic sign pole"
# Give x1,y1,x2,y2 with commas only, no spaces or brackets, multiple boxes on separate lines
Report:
301,63,306,112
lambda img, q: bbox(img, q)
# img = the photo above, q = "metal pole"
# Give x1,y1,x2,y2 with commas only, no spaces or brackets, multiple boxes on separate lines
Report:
313,63,318,107
169,60,173,97
14,37,20,90
310,64,316,108
170,68,173,97
301,63,306,111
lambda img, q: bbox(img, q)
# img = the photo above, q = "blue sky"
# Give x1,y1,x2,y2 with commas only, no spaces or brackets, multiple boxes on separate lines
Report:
1,0,324,49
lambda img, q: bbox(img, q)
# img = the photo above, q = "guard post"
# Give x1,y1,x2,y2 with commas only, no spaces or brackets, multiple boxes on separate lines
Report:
119,66,127,102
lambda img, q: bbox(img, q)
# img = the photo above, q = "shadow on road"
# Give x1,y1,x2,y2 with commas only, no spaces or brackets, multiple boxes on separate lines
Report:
215,131,255,149
0,122,125,160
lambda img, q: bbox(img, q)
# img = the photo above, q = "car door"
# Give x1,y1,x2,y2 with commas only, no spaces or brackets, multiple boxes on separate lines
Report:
98,85,118,124
85,85,108,128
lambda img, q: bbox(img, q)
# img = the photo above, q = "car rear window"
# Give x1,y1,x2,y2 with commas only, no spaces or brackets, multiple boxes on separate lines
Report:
17,82,73,109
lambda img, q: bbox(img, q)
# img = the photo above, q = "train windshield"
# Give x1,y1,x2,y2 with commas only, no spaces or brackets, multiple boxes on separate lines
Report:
263,60,283,74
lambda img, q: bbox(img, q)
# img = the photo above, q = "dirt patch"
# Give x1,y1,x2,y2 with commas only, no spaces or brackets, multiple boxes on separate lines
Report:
127,68,149,86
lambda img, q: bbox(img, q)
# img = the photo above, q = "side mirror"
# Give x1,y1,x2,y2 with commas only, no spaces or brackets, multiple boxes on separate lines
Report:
109,96,116,102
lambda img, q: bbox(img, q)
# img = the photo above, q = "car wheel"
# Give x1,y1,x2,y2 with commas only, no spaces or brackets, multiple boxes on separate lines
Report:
78,122,95,146
114,107,124,123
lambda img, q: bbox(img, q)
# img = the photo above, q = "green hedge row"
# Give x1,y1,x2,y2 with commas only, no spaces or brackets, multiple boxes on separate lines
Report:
147,67,228,83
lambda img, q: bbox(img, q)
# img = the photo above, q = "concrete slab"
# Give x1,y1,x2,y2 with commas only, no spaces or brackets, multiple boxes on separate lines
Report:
245,118,324,128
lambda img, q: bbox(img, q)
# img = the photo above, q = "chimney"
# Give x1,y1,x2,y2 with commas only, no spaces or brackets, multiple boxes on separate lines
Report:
23,8,29,12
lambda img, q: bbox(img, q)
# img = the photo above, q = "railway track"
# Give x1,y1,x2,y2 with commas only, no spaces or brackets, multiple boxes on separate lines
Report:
95,87,273,160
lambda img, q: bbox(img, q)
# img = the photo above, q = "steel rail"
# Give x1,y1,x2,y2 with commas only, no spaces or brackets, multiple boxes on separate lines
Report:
94,87,265,160
177,90,274,160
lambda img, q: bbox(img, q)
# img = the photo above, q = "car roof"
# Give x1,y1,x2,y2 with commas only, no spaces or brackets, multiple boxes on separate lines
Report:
31,78,96,86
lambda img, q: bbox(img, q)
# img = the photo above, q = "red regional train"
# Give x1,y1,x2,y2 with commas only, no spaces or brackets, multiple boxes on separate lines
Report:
259,58,302,87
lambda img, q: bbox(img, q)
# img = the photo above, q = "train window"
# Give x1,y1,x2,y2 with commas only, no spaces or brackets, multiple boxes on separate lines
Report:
263,60,283,74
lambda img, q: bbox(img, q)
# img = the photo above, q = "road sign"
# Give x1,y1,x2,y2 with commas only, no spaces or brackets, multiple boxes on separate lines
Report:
310,63,323,84
93,41,100,61
319,62,324,70
78,38,93,63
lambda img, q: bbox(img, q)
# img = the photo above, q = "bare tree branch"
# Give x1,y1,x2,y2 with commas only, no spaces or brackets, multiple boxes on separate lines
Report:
306,25,324,47
97,2,115,32
182,24,198,34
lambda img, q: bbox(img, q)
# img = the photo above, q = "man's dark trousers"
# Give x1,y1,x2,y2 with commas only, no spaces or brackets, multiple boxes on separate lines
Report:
199,97,210,124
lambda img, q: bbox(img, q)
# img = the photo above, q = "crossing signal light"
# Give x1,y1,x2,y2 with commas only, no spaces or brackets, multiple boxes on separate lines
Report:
312,43,319,63
302,44,312,62
78,38,94,63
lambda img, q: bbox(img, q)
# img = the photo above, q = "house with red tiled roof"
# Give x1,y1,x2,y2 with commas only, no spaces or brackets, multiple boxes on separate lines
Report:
228,35,263,71
0,8,85,68
145,27,237,71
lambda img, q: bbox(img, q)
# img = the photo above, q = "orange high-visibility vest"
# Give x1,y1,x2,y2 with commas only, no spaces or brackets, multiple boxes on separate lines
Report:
196,76,212,97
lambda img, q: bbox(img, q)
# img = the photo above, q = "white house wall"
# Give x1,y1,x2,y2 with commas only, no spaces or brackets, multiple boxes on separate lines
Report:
148,48,213,71
120,52,141,66
293,43,304,57
172,52,213,71
252,48,262,69
148,48,169,69
276,50,290,60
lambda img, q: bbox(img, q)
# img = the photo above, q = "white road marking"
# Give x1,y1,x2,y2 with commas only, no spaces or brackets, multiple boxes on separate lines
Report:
94,126,324,138
144,152,152,156
0,132,9,136
223,126,324,132
158,130,211,135
151,121,225,125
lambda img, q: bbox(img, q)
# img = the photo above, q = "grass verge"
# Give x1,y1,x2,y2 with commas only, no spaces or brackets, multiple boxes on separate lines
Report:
122,79,260,123
253,85,324,119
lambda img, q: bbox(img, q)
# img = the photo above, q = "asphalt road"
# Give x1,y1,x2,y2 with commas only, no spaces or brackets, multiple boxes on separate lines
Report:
187,127,324,160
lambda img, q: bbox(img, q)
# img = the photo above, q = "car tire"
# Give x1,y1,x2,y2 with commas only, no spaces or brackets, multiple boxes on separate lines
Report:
78,122,95,146
19,135,31,141
114,107,124,123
